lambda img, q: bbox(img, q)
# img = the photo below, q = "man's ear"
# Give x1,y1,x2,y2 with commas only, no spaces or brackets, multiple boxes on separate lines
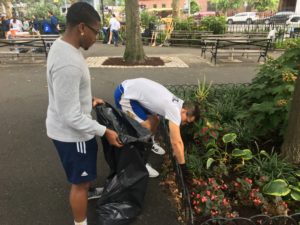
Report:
77,23,85,34
181,108,187,114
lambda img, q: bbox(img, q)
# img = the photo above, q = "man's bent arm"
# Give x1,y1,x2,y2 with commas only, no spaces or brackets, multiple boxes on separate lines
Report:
169,121,185,164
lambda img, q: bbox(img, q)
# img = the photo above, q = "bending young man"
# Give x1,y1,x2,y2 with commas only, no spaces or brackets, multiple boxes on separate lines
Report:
46,3,122,225
114,78,200,178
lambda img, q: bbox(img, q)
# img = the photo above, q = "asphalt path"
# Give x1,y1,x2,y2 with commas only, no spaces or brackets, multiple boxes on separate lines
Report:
0,43,264,225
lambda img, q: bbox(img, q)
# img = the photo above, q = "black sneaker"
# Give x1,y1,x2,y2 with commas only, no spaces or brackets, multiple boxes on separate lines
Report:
88,187,104,200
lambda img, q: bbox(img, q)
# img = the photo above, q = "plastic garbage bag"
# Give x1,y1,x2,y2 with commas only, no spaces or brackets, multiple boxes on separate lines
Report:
95,103,152,225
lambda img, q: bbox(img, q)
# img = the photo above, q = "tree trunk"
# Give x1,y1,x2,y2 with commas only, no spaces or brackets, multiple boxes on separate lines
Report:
2,1,12,18
281,68,300,164
123,0,146,64
172,0,180,19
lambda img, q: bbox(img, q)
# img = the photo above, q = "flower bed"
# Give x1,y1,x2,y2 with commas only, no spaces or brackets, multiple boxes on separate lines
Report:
162,81,300,224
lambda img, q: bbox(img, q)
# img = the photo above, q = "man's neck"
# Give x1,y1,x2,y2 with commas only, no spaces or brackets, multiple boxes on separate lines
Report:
62,30,80,49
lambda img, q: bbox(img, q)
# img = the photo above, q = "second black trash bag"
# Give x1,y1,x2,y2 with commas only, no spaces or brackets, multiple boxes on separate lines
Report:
95,103,152,225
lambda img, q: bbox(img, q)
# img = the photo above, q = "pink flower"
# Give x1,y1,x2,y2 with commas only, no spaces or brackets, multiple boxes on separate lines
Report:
208,178,215,184
233,182,241,188
221,184,228,190
206,190,211,196
210,209,219,216
210,195,216,200
196,194,200,199
245,177,253,184
222,198,230,206
253,198,262,206
201,196,207,203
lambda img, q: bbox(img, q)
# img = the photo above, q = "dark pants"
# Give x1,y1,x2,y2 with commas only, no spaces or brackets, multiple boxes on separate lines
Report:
112,30,119,46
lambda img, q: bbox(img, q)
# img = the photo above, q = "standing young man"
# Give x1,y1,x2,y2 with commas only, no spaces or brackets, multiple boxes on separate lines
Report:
48,11,59,34
114,78,200,178
46,3,123,225
108,14,120,46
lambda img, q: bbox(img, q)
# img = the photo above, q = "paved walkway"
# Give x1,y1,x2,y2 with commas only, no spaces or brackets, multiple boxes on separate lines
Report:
0,43,281,225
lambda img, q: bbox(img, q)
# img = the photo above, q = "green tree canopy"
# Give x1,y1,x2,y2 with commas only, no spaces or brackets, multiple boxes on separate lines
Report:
248,0,279,12
190,0,200,14
209,0,242,14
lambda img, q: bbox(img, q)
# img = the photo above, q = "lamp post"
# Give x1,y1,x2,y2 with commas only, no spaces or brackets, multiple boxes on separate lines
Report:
100,0,104,26
64,0,67,14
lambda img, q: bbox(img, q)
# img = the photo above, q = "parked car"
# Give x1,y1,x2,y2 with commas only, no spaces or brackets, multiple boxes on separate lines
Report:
286,14,300,26
226,12,259,24
264,11,295,24
286,15,300,37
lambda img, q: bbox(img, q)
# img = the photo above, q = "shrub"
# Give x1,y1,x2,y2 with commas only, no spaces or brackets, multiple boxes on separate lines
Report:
173,17,196,31
140,10,158,28
239,42,300,139
200,16,226,34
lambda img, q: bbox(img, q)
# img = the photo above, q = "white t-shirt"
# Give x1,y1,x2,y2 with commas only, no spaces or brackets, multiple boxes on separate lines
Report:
109,17,120,31
122,78,183,126
10,19,23,32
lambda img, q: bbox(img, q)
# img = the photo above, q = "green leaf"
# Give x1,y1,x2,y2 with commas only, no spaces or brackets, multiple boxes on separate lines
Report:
263,179,291,196
294,171,300,177
232,149,253,160
205,140,217,149
291,190,300,201
289,185,300,192
206,148,218,157
222,133,237,144
206,158,215,169
260,150,270,158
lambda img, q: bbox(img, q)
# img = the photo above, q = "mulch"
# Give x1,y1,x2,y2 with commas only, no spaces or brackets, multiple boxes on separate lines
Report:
102,57,165,66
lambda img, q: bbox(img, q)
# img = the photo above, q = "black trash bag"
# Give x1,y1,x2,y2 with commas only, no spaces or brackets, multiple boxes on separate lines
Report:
95,103,152,225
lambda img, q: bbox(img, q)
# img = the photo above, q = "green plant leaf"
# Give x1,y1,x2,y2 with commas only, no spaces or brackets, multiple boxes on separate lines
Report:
206,148,218,156
222,133,237,144
260,150,270,159
289,185,300,192
291,190,300,201
206,158,215,169
205,140,217,149
232,149,253,160
294,171,300,177
263,179,291,196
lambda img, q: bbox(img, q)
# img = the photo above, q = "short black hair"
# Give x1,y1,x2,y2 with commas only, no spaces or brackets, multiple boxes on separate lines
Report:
66,2,100,27
183,101,201,122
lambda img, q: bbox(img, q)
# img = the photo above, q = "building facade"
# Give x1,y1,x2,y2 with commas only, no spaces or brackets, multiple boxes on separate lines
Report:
278,0,300,14
139,0,208,12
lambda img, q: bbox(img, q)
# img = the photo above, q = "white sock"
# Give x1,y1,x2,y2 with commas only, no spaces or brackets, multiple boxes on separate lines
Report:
151,135,155,143
74,218,87,225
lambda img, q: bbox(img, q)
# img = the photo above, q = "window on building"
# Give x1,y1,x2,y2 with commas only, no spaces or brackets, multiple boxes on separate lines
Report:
153,4,157,8
162,3,166,8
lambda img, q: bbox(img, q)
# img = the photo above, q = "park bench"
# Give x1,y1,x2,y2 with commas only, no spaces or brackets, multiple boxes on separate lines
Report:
209,38,272,65
168,30,212,47
0,34,59,63
199,32,270,58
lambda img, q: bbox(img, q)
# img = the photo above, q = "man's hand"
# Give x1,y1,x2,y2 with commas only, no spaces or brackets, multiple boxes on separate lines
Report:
104,128,123,148
93,97,105,108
